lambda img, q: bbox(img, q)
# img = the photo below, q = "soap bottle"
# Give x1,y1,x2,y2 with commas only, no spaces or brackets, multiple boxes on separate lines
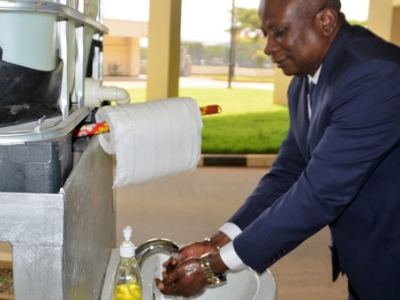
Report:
114,226,142,300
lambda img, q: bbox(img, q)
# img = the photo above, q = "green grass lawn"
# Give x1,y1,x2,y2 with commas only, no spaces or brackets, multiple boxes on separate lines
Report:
126,87,289,154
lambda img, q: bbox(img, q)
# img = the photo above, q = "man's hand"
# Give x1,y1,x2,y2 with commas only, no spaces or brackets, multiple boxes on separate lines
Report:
163,231,231,273
156,251,230,298
155,257,208,298
163,241,217,273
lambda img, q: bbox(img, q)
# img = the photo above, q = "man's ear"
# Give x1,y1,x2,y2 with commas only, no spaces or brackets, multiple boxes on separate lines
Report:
318,7,339,36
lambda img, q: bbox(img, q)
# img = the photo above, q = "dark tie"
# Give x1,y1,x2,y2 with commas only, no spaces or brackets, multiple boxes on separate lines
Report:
308,82,316,108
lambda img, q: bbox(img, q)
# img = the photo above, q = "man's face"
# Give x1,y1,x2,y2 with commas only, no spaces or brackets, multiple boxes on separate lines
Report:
259,0,326,77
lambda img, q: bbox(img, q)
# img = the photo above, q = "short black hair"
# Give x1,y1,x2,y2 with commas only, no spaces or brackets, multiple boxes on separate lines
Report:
325,0,341,12
323,0,345,20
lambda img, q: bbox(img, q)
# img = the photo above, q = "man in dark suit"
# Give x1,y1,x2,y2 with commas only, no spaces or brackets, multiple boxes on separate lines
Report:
156,0,400,299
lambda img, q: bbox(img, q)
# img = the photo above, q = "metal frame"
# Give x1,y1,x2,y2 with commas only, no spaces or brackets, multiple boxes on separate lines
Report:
0,2,116,299
0,136,115,299
0,1,108,121
0,107,90,144
0,2,108,33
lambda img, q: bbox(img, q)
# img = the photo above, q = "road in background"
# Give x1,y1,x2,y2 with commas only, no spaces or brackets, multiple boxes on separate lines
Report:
103,75,274,90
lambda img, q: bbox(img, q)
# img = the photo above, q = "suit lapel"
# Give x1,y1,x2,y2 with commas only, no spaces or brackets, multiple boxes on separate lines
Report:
290,23,354,161
307,67,332,158
296,78,311,162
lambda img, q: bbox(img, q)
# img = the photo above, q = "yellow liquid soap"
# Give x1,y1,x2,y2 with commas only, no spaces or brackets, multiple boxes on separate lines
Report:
114,283,142,300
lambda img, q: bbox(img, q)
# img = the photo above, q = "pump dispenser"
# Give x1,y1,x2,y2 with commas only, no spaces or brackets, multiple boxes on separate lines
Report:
114,226,142,300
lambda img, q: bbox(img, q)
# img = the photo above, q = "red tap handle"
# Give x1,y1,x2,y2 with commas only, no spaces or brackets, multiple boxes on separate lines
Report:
200,105,222,115
74,105,221,137
74,122,109,137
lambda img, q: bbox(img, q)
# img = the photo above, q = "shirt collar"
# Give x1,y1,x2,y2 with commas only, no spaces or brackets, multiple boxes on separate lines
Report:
308,64,322,85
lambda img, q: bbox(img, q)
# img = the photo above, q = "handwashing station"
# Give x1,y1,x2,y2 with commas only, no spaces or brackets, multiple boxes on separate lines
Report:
0,1,276,299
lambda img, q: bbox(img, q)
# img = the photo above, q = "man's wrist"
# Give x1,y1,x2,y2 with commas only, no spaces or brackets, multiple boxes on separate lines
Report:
199,253,227,286
219,241,245,270
206,231,232,250
203,237,221,250
207,251,229,277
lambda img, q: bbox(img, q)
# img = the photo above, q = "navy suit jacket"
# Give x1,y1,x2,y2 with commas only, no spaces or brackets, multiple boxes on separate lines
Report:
229,22,400,299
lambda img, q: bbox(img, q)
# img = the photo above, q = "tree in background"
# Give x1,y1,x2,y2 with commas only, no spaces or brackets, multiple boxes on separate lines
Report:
252,50,269,68
143,8,367,70
234,7,270,68
235,7,264,41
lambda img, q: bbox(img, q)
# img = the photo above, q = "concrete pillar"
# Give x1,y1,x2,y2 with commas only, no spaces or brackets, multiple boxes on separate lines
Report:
273,66,292,106
367,0,393,41
129,38,140,76
146,0,182,101
391,6,400,47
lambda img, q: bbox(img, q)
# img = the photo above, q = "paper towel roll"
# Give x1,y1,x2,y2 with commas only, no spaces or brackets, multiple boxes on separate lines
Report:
95,97,203,187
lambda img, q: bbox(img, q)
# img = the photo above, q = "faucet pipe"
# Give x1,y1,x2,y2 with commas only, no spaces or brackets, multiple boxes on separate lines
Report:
83,78,130,107
135,238,179,269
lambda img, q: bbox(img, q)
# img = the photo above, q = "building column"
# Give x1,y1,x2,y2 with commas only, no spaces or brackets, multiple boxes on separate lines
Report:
146,0,182,101
391,6,400,47
273,67,292,106
367,0,393,41
129,38,140,76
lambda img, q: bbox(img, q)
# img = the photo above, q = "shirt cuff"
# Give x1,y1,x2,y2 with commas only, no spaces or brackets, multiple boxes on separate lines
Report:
220,241,245,270
219,222,242,240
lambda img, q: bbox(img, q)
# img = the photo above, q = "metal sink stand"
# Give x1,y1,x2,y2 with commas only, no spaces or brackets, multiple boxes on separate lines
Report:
0,135,115,299
0,1,117,299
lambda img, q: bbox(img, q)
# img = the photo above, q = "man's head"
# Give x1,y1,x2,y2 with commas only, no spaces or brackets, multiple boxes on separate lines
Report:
258,0,344,77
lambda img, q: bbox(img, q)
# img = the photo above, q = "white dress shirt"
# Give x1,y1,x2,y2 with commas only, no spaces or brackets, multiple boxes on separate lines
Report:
308,65,322,118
